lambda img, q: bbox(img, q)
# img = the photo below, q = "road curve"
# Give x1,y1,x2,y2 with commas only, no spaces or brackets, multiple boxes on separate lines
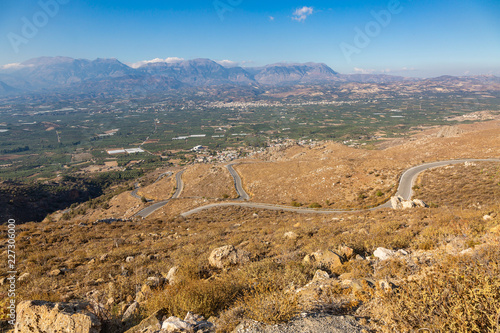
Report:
180,158,500,218
227,164,250,201
134,170,184,218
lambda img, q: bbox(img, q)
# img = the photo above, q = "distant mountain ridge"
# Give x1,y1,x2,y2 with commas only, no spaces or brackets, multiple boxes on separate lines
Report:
0,56,497,96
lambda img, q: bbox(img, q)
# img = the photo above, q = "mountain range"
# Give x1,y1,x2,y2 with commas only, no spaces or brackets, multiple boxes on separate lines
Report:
0,56,498,96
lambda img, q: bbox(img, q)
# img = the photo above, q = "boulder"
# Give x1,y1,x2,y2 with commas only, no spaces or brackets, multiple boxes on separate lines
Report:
283,231,298,240
373,247,408,261
166,266,180,285
122,301,139,322
390,196,404,210
402,200,416,209
391,196,428,210
124,308,167,333
161,316,190,332
338,245,354,259
208,245,250,269
48,269,62,277
15,300,101,333
306,250,344,270
161,313,214,333
413,199,428,208
373,247,396,260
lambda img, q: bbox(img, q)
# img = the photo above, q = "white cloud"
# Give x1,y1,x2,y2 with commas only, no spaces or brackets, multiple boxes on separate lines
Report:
354,67,376,74
128,57,184,68
216,60,239,68
353,67,417,75
216,60,255,68
1,63,34,70
292,6,314,22
269,16,275,21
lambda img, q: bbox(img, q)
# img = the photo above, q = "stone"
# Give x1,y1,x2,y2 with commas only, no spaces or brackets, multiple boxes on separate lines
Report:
339,245,354,259
48,269,62,277
126,256,134,263
18,273,30,282
312,270,330,281
483,215,493,221
161,316,191,332
413,199,428,208
402,200,416,209
184,312,205,325
283,231,298,240
309,250,344,269
145,276,163,288
15,300,101,333
122,301,139,322
391,195,428,210
373,247,396,261
208,245,250,269
390,195,404,210
166,266,180,285
124,308,167,333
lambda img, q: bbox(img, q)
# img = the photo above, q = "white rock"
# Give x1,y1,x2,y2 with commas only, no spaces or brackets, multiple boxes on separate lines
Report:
283,231,298,239
161,316,190,332
373,247,396,261
166,266,179,285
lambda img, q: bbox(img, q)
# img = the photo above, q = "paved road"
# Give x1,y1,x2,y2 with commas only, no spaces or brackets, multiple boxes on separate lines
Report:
134,170,184,218
227,164,250,201
180,159,500,217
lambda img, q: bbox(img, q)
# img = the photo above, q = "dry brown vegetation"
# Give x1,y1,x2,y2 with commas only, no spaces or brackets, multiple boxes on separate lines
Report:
236,121,500,209
180,164,237,199
414,161,500,209
2,194,500,331
137,174,176,201
1,122,500,332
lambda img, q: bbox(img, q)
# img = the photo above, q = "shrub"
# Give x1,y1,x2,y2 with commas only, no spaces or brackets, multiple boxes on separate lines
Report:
309,203,322,209
146,278,245,320
238,282,299,324
377,249,500,332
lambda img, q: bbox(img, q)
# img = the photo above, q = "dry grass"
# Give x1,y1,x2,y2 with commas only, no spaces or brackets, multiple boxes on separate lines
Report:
2,123,500,331
375,246,500,333
181,164,237,199
414,162,500,209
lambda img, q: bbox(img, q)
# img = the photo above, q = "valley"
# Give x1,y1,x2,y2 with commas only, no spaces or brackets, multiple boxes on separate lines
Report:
0,57,499,333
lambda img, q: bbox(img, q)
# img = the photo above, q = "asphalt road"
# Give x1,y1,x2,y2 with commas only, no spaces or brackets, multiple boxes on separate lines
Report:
134,170,184,218
227,164,250,201
180,159,500,217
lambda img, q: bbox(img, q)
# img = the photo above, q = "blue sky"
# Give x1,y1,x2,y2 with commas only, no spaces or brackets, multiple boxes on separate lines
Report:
0,0,499,77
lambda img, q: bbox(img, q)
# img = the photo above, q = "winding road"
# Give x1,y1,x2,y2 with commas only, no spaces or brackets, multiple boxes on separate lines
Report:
227,163,250,201
134,170,184,218
180,159,500,217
